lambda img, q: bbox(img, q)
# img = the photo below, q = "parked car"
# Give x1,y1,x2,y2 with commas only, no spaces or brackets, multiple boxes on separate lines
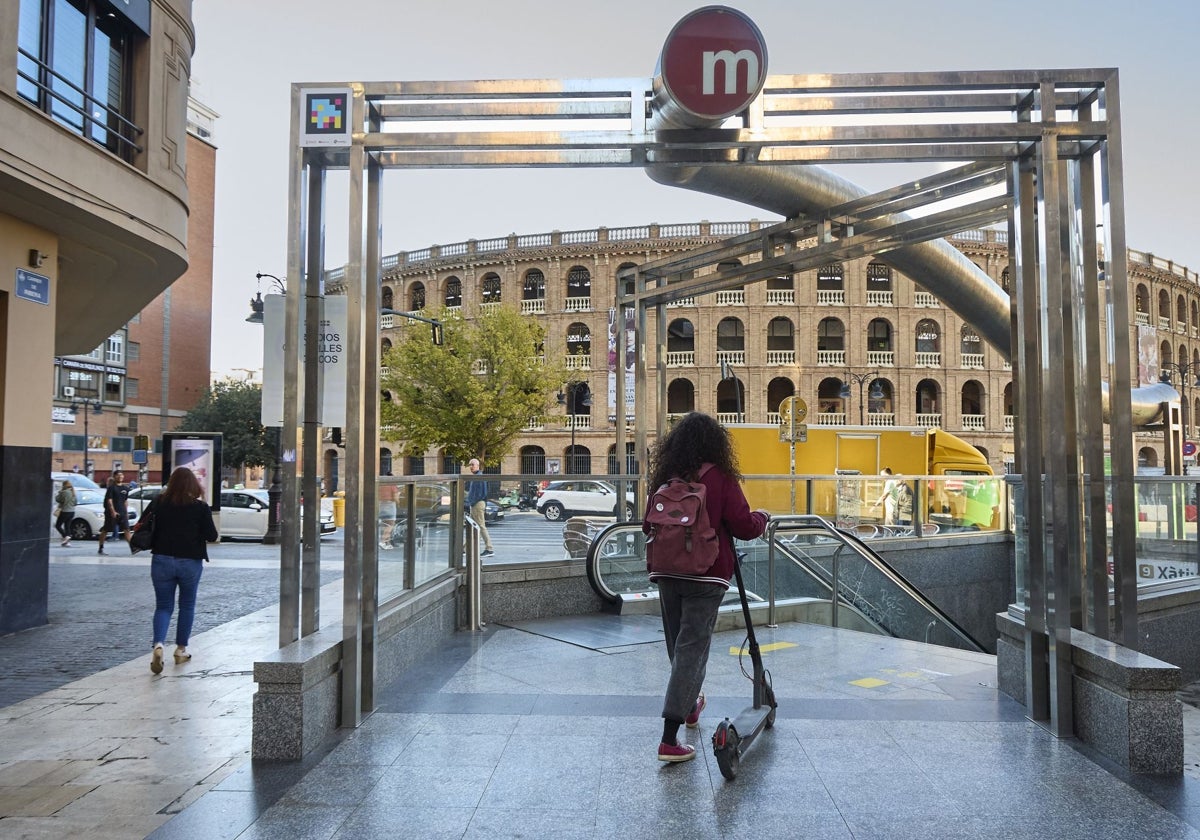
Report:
218,488,337,540
535,480,636,521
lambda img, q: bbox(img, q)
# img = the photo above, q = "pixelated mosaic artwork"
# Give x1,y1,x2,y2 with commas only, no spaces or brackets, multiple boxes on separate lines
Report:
306,93,345,135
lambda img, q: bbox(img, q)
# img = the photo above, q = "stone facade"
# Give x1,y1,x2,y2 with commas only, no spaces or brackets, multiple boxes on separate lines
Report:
326,221,1197,479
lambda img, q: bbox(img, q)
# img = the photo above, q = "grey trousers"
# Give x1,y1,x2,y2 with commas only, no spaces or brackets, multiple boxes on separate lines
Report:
657,577,724,722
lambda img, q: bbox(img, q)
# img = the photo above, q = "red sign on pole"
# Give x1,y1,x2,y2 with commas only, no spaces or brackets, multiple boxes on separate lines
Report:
658,6,768,122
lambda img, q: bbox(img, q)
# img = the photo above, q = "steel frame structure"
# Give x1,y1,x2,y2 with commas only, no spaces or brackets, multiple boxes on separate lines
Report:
282,70,1135,738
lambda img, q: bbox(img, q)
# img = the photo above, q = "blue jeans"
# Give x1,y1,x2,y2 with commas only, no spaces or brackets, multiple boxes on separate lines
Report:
151,554,204,646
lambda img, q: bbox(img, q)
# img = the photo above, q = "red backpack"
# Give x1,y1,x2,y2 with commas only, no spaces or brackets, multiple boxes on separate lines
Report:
645,464,719,575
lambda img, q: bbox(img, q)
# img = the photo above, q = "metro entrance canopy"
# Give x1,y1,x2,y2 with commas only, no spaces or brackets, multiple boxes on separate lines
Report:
276,5,1140,744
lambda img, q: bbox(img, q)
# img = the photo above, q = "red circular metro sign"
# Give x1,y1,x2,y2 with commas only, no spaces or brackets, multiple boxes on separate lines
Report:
659,6,768,122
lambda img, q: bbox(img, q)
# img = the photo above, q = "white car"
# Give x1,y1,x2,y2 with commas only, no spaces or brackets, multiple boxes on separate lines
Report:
218,488,336,540
535,480,636,522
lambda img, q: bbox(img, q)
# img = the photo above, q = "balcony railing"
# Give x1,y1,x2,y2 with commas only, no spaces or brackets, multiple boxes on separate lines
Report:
380,314,394,329
766,411,781,424
817,289,845,305
716,412,745,424
914,291,940,307
866,290,894,305
523,418,546,432
565,354,591,371
666,297,695,307
479,302,500,314
867,350,894,367
1159,316,1171,330
866,413,896,427
714,290,745,306
766,289,794,304
916,413,942,428
961,353,985,368
817,350,846,366
716,350,746,365
766,350,795,365
1004,415,1015,432
563,415,592,430
816,412,846,425
521,298,546,315
1135,311,1150,326
565,297,592,313
961,414,986,431
666,351,695,366
915,352,942,367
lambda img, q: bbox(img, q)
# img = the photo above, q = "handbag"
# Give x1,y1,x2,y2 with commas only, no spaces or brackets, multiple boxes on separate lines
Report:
129,503,156,554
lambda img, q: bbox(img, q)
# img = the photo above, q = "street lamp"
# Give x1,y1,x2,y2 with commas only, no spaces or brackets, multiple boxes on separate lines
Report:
557,381,593,474
1160,362,1200,439
839,370,884,425
247,271,287,543
70,397,103,478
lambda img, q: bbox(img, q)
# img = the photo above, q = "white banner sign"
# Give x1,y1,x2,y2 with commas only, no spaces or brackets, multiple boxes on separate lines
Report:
261,294,347,427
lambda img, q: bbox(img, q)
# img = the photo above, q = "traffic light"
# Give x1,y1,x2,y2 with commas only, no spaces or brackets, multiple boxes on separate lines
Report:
431,321,444,346
134,434,150,451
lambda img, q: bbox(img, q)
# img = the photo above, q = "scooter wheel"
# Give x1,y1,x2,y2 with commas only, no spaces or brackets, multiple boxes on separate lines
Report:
764,683,778,729
712,719,740,780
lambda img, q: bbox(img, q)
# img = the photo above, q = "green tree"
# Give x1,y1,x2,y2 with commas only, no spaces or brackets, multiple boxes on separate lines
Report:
177,379,272,472
381,306,565,465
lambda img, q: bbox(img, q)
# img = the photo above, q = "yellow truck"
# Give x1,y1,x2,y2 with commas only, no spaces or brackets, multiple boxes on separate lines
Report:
727,424,999,529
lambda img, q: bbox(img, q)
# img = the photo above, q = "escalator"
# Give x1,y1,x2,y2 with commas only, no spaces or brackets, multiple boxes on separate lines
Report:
585,514,985,653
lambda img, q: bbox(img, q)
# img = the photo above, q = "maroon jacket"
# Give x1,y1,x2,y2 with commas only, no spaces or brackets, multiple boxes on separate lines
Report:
643,465,768,590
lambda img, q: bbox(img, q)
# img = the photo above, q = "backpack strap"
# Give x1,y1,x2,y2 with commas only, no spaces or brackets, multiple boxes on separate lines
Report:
698,463,715,480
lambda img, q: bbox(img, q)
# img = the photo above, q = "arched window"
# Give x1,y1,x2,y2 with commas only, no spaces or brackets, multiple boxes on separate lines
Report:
379,447,393,476
481,272,501,304
1135,284,1149,315
716,317,745,351
716,378,745,417
566,445,591,475
817,317,844,351
1004,383,1014,416
523,269,545,300
566,266,591,299
915,319,941,355
1000,266,1011,294
961,326,982,365
1192,300,1199,333
1159,289,1172,322
617,262,638,298
381,285,394,311
976,446,990,462
608,442,636,474
667,319,694,352
409,282,425,311
567,322,591,358
767,317,794,351
961,380,985,416
866,261,892,291
405,454,424,476
441,451,461,474
916,379,940,420
520,445,546,475
868,379,893,421
1138,447,1158,469
667,378,695,415
817,376,846,420
867,319,892,355
1178,294,1187,325
564,382,592,417
444,277,462,308
817,264,844,290
1161,341,1174,370
767,274,793,290
767,377,795,417
381,337,392,356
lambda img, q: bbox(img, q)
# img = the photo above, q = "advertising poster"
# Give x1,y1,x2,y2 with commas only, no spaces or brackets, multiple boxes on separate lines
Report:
162,432,222,511
261,295,347,427
607,307,635,419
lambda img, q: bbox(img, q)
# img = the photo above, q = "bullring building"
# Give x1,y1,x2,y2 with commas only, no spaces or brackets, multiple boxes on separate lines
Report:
325,220,1195,481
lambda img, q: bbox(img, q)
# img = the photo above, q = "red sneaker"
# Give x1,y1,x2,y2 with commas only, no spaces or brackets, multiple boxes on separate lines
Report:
684,693,706,729
657,741,696,762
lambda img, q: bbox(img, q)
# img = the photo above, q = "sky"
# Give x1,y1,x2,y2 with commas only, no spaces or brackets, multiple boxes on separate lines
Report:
191,0,1200,379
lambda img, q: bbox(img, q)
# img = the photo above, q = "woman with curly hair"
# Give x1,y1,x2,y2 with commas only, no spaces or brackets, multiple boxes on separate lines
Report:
643,412,768,762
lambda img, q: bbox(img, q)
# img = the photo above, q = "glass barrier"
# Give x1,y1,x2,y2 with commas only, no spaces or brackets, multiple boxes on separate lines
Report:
1009,474,1200,612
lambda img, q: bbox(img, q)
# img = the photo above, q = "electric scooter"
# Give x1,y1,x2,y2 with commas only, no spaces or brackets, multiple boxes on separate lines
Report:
712,551,777,780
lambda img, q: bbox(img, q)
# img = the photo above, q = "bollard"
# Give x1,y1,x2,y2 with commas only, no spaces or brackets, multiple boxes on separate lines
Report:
332,496,345,528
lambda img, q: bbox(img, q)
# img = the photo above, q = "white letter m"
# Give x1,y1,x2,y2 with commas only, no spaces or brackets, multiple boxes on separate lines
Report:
701,49,759,96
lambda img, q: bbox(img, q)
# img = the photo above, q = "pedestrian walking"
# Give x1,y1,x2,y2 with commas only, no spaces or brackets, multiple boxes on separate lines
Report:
54,480,76,546
145,466,218,674
465,458,495,557
100,471,131,553
643,412,768,763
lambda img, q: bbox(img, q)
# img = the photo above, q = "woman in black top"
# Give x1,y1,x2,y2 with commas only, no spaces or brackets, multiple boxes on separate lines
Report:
145,467,218,675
